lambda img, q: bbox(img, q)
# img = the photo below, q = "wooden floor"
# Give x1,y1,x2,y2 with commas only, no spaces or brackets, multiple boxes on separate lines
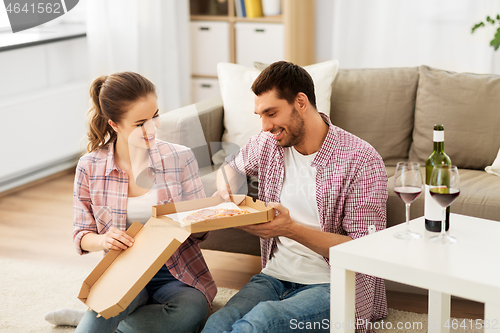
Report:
0,171,484,319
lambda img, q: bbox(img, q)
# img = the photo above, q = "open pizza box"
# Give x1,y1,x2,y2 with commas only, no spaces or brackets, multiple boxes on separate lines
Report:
151,194,275,233
77,219,191,319
78,195,274,319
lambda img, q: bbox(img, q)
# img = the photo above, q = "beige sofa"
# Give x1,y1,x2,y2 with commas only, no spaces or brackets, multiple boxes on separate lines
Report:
157,65,500,257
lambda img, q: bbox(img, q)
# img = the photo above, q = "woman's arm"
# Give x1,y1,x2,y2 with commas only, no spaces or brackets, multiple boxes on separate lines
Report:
73,160,98,254
73,159,134,254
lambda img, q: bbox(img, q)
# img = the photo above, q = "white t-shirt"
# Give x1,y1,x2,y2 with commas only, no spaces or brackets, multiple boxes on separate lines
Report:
261,146,330,284
126,189,158,229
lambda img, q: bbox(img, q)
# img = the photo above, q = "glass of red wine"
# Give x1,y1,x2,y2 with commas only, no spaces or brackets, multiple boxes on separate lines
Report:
429,165,460,244
393,162,423,240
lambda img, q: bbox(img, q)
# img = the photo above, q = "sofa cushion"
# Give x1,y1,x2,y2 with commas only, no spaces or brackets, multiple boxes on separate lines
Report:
451,169,500,222
409,65,500,170
213,60,339,165
329,67,419,166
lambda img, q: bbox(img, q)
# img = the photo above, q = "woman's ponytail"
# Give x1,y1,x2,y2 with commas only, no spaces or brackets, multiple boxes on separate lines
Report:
87,76,116,153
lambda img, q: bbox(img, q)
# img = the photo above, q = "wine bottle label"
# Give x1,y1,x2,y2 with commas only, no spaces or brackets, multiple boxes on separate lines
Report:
433,131,444,142
424,184,442,221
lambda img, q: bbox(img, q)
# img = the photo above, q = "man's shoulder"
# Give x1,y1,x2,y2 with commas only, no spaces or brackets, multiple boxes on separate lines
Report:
332,126,382,161
245,131,280,154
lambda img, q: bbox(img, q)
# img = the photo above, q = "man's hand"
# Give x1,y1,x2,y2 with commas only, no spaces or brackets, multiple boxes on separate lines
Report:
211,187,231,201
213,163,246,201
238,202,353,258
238,202,297,239
101,227,134,251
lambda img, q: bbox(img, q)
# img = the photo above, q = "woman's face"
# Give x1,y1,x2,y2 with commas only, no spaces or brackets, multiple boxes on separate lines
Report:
111,93,161,149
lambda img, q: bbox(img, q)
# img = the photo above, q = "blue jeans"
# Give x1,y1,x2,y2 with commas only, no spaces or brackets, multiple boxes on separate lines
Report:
202,273,330,333
75,265,208,333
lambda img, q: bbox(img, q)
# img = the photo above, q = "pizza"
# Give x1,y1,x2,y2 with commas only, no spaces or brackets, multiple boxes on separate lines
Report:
182,208,219,223
182,206,250,224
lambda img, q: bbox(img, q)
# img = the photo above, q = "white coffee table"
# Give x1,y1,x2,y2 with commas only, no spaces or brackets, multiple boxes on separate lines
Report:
329,213,500,333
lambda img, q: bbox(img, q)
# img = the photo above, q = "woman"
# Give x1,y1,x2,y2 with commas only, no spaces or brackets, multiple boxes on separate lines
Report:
71,72,215,332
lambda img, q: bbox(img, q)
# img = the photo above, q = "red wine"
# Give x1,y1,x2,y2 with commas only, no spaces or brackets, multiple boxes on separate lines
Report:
394,186,422,204
430,188,460,207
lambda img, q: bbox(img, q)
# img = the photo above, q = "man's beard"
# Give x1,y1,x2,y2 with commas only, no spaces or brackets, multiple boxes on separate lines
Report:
278,107,305,148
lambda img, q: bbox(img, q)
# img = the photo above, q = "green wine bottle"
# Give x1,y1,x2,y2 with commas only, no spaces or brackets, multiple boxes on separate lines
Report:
425,124,451,232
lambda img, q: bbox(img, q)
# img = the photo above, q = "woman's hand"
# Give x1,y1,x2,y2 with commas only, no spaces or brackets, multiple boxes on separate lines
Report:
101,227,134,251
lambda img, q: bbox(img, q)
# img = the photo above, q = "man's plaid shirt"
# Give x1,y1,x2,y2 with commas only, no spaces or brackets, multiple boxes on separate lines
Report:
227,113,388,330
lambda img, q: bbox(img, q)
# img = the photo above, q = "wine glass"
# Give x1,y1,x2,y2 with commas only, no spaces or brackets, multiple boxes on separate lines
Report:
393,162,423,240
429,165,460,244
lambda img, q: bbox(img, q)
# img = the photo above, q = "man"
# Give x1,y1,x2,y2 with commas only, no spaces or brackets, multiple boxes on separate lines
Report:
202,61,388,333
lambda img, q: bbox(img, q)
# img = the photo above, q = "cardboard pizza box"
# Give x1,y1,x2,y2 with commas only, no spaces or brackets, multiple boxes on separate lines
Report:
152,194,275,233
78,194,274,319
78,219,191,319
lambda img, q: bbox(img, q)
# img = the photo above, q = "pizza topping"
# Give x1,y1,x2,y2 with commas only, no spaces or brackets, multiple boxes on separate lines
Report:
182,207,250,224
218,209,244,217
183,208,218,221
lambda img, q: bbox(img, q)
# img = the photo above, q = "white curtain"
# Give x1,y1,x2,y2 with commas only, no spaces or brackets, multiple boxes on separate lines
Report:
87,0,191,112
331,0,500,74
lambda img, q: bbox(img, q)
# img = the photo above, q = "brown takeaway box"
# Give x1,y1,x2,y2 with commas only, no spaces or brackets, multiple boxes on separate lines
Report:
78,195,274,319
152,194,276,233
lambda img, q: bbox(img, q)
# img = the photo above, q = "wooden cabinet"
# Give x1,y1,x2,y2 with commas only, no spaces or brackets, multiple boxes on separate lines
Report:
189,0,315,101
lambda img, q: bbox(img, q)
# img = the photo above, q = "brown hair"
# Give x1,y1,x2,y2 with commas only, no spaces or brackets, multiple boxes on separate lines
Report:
251,61,317,110
86,71,157,153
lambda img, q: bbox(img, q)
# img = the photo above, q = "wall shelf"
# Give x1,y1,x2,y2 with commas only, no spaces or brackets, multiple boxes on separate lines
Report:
189,0,315,102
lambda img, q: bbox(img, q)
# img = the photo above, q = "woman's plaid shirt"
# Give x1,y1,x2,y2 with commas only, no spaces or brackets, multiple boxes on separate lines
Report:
73,140,216,306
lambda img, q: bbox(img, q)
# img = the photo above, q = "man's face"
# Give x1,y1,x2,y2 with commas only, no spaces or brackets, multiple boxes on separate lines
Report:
254,89,305,148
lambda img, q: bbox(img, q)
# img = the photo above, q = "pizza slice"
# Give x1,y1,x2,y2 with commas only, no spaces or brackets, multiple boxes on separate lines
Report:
182,204,250,224
215,209,250,218
182,208,219,224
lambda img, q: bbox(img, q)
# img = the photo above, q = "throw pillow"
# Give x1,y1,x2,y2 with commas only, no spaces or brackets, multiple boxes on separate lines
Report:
329,67,419,166
486,148,500,177
213,60,339,164
409,65,500,170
